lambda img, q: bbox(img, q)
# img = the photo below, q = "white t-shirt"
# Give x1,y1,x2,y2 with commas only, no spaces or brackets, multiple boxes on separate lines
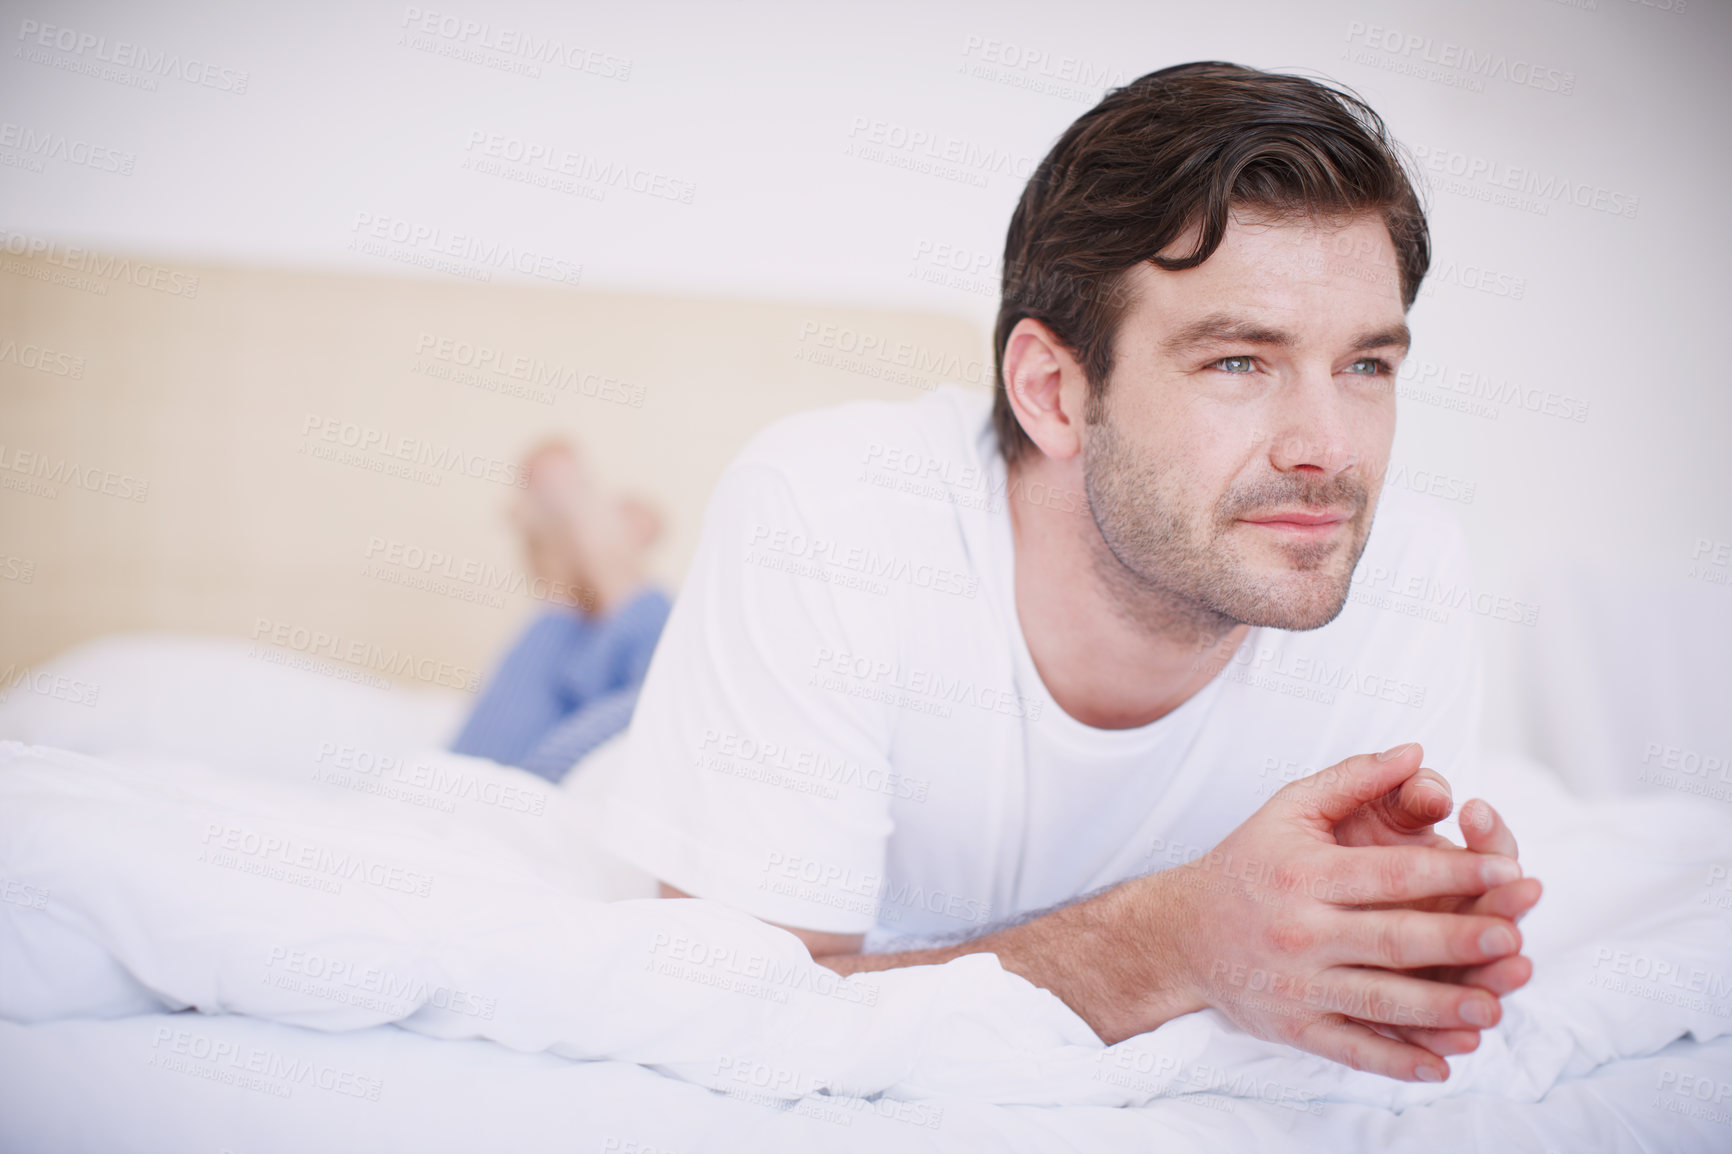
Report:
601,385,1485,947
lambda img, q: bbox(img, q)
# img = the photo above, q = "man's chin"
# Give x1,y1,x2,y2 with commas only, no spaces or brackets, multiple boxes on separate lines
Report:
1221,571,1354,631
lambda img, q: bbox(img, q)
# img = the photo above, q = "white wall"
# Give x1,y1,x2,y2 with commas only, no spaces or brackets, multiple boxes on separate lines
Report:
3,0,1728,772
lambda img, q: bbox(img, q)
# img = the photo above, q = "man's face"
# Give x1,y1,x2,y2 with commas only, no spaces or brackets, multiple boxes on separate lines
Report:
1082,210,1407,632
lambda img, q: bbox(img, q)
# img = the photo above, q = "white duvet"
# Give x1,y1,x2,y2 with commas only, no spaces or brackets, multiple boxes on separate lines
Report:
2,635,1731,1147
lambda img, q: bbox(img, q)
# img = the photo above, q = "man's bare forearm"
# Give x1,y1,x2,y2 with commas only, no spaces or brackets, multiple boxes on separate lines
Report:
815,874,1199,1044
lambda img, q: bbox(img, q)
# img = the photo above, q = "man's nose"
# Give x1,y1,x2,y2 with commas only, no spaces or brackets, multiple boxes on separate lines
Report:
1267,372,1358,476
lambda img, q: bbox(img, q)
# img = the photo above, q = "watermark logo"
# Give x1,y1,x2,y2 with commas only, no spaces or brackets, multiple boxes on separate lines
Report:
0,120,135,176
298,412,526,490
1588,946,1732,1019
0,876,50,911
15,18,250,95
745,522,979,600
249,616,482,693
793,320,993,393
808,645,1042,723
1418,258,1527,302
1637,741,1732,804
758,850,991,928
0,228,200,298
147,1027,383,1102
198,819,437,899
312,740,548,817
347,211,583,287
1410,143,1638,221
856,439,1089,520
1382,462,1477,506
262,944,497,1020
0,442,149,503
1212,640,1429,710
361,533,596,611
0,664,100,708
1687,537,1729,590
955,34,1126,104
0,334,85,379
1341,20,1576,97
461,131,694,206
695,727,931,804
644,932,881,1007
397,7,631,81
843,115,1036,191
1348,563,1540,628
1396,356,1589,424
412,332,645,408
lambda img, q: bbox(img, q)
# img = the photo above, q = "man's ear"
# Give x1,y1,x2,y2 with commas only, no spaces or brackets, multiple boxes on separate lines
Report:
1001,318,1091,463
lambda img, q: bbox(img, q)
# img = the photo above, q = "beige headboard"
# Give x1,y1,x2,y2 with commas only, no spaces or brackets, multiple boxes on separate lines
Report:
0,252,988,691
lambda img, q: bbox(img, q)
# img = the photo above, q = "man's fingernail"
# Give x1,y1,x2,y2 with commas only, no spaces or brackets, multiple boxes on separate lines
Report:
1480,857,1521,886
1418,782,1452,817
1460,998,1495,1028
1415,1064,1445,1082
1479,925,1517,956
1377,743,1414,762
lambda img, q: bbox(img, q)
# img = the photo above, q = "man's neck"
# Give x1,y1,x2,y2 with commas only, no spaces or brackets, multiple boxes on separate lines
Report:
1007,454,1248,730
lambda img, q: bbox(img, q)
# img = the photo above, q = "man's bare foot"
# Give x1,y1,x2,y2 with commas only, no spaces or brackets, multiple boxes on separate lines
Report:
510,440,662,615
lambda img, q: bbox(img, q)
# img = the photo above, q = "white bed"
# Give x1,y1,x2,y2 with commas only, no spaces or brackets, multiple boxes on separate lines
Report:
2,635,1730,1153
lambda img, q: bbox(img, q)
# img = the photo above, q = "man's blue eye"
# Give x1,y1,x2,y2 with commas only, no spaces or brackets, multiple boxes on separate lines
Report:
1216,356,1254,373
1348,358,1388,375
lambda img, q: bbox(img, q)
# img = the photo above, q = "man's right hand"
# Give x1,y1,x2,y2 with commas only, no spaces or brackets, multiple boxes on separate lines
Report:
1105,746,1529,1081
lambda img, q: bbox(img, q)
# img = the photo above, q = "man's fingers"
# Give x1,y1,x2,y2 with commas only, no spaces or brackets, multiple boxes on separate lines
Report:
1328,843,1521,905
1281,743,1429,826
1323,966,1502,1032
1333,812,1452,851
1331,907,1523,972
1458,798,1520,860
1459,877,1543,924
1387,769,1454,832
1378,1022,1483,1058
1296,1013,1450,1082
1333,769,1454,848
1451,953,1535,997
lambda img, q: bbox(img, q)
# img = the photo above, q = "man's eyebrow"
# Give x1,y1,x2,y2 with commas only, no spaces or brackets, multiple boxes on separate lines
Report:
1351,324,1412,352
1160,314,1296,354
1158,314,1413,355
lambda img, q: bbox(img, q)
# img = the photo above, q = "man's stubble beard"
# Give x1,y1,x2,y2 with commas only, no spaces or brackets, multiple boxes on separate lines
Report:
1080,412,1373,646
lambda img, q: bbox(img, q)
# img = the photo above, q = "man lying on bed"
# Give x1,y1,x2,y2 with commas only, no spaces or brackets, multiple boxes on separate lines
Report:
496,62,1542,1086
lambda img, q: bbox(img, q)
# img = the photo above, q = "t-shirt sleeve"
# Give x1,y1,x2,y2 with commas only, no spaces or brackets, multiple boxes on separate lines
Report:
598,461,897,934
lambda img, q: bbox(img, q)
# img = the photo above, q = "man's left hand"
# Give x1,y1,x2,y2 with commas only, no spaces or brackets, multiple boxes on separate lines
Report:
1333,742,1544,1058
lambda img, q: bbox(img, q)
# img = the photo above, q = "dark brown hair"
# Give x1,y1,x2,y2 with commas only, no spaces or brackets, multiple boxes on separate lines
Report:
992,61,1430,464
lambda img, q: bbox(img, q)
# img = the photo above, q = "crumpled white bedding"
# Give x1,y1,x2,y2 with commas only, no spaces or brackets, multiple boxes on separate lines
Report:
7,1011,1730,1154
1,635,1730,1135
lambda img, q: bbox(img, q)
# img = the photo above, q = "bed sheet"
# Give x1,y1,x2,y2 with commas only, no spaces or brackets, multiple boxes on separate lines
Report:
2,634,1730,1151
4,1013,1730,1153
